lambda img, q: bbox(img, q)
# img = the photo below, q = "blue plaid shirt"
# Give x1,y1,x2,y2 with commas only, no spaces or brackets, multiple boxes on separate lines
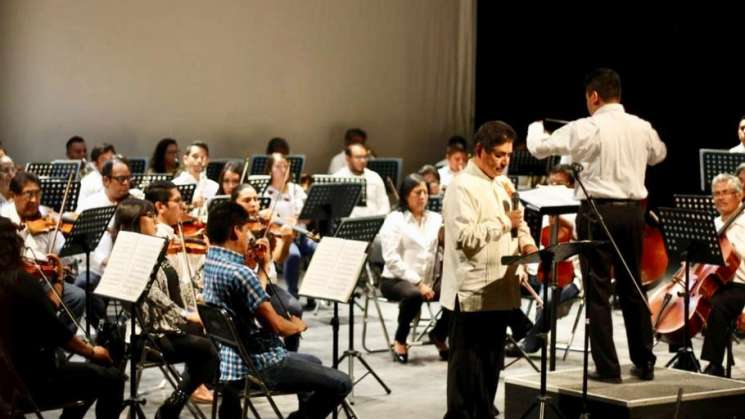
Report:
203,246,287,382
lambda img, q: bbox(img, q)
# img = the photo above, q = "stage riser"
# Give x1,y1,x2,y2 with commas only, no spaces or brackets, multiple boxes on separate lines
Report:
506,383,745,419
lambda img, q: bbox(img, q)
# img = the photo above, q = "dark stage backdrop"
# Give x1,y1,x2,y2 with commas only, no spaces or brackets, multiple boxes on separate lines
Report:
475,6,744,210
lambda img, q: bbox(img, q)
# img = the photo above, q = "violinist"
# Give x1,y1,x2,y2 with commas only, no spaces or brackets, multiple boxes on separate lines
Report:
111,198,218,417
216,161,243,196
202,202,351,419
0,171,86,331
437,139,468,190
0,216,124,419
172,142,219,216
147,138,181,176
701,174,745,377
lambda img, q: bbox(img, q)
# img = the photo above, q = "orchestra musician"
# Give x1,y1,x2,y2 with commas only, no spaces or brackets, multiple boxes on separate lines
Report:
437,139,468,190
172,142,219,216
333,143,390,217
202,202,352,419
0,154,17,208
328,128,368,174
147,138,181,176
700,174,745,376
729,115,745,153
527,68,667,382
216,161,243,196
111,198,218,417
77,143,116,209
0,216,124,419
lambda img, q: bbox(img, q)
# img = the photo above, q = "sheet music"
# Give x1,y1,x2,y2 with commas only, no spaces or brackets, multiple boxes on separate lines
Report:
299,237,368,303
520,185,580,209
94,231,166,303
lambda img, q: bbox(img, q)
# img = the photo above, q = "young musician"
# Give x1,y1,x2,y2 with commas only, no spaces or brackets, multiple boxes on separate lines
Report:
528,68,667,382
417,164,442,196
0,216,124,419
65,136,88,161
172,142,219,213
148,138,180,175
380,173,449,363
266,137,290,155
437,140,468,190
328,128,367,174
333,143,390,217
202,203,352,419
441,121,538,418
701,174,745,376
77,143,116,209
112,198,219,417
216,161,243,196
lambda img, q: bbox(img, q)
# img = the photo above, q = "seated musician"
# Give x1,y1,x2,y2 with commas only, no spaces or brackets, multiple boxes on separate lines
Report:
0,154,17,210
506,164,582,356
701,174,745,376
216,161,243,196
262,153,318,306
231,183,304,350
328,128,367,174
147,138,181,176
417,164,442,196
202,203,352,419
111,198,219,418
266,137,290,155
333,143,391,217
77,143,116,209
437,140,468,190
172,142,219,216
0,171,86,331
730,115,745,153
75,157,136,325
0,216,124,419
380,173,450,363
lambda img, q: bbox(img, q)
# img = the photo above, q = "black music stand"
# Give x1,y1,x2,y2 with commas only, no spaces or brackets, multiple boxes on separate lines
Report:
245,175,271,194
40,178,80,213
128,158,147,175
367,158,402,191
673,194,717,217
25,162,53,178
131,173,172,190
508,149,560,177
333,216,390,400
250,154,305,183
175,184,196,204
50,161,82,179
207,195,229,214
206,160,228,182
427,196,443,213
699,148,745,192
299,183,362,237
312,175,367,206
657,207,723,372
503,241,601,419
58,205,117,337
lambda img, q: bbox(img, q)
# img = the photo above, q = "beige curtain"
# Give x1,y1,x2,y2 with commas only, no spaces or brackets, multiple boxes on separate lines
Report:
0,0,475,174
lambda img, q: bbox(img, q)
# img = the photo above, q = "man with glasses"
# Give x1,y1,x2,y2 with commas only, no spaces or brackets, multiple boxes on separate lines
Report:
333,143,390,217
0,171,86,331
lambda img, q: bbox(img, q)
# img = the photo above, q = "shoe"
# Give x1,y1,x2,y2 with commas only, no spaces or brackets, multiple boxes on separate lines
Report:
190,384,214,404
428,331,449,361
155,390,189,419
703,363,725,377
588,371,622,384
302,298,317,311
504,341,522,358
394,351,408,364
630,361,655,380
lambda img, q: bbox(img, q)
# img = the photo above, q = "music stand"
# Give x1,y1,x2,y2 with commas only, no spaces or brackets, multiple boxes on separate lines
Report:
207,195,229,214
367,158,402,191
508,149,560,177
657,207,723,372
427,196,442,213
131,173,172,190
175,184,196,204
58,205,117,336
250,154,305,183
128,158,147,174
503,241,601,419
259,196,271,210
332,216,390,400
246,175,271,194
699,148,745,192
40,179,80,213
312,175,367,206
25,162,54,178
673,194,717,217
299,183,362,236
206,160,228,182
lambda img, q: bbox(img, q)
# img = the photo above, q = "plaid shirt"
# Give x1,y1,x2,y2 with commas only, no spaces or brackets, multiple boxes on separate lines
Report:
203,246,287,382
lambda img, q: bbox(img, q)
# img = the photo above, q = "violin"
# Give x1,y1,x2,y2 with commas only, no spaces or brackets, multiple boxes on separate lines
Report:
22,254,65,281
246,213,320,242
24,212,74,236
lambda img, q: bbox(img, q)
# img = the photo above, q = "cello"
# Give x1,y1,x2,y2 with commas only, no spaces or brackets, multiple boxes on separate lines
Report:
649,203,745,344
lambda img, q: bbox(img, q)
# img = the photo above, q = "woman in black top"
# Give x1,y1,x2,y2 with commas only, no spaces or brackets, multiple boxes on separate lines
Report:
0,216,124,418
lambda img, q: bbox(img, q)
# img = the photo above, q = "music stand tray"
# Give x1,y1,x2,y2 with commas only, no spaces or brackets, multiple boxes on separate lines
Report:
41,178,81,213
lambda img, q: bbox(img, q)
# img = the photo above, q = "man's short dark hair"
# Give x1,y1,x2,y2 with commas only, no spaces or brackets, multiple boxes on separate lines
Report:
91,143,116,162
145,180,177,206
101,158,130,178
548,164,576,186
447,135,468,150
473,121,517,150
185,141,209,156
584,68,622,102
206,202,250,244
66,136,85,151
9,171,40,194
344,128,367,146
266,137,290,155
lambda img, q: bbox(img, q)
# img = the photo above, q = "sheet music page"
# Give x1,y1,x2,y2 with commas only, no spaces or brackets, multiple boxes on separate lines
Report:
520,185,579,209
299,237,368,303
94,231,165,303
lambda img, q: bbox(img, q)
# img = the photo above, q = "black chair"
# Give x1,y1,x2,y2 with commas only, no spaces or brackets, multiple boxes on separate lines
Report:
197,303,288,419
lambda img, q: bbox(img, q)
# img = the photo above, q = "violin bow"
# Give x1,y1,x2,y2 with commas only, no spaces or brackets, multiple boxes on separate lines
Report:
47,171,75,254
176,220,201,308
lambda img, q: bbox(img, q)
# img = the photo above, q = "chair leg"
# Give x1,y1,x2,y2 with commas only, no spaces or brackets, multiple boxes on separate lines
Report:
361,285,395,357
563,302,584,361
211,385,219,419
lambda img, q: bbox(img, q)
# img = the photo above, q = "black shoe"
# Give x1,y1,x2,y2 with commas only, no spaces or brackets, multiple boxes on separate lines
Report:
428,331,449,361
302,298,317,311
393,351,408,364
630,361,655,380
155,390,189,419
490,404,500,417
588,371,622,384
703,363,725,377
504,341,523,358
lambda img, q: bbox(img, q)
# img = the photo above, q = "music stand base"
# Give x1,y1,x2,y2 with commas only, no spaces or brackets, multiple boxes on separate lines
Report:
338,349,391,399
519,395,566,419
666,347,701,372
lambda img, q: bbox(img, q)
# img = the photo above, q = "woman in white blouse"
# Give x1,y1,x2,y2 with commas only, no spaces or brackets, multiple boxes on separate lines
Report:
380,174,449,363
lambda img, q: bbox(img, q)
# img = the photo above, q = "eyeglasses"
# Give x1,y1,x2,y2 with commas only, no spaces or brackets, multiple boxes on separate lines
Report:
19,190,42,199
713,190,738,197
108,175,132,184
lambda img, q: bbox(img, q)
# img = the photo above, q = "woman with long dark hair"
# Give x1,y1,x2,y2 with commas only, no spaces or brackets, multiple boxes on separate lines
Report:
216,160,244,196
148,138,180,175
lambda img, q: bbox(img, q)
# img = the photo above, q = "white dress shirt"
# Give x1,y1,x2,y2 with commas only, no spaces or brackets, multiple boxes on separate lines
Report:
263,182,307,222
0,203,65,261
440,160,535,312
75,190,118,275
438,166,459,189
715,215,745,285
327,151,347,174
77,169,103,210
172,171,219,203
730,143,745,153
380,210,442,285
527,104,667,200
333,167,391,217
